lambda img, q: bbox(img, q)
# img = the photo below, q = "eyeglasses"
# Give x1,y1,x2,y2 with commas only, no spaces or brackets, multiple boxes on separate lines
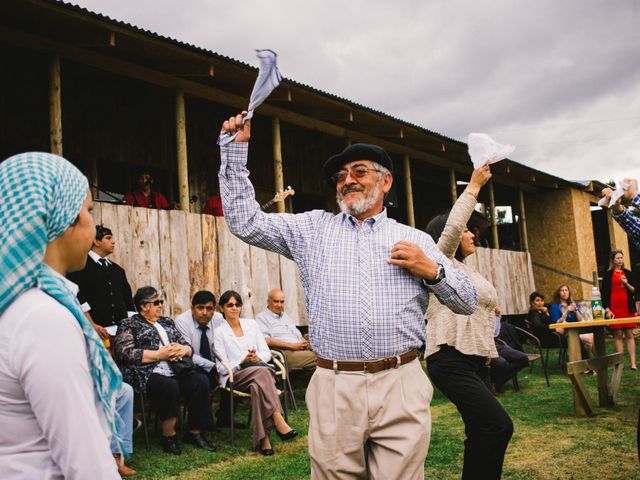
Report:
148,300,164,306
224,302,241,308
331,166,382,184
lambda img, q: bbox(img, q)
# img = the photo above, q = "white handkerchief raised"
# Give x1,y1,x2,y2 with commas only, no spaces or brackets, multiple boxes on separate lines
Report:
598,181,630,208
218,49,283,146
468,133,515,169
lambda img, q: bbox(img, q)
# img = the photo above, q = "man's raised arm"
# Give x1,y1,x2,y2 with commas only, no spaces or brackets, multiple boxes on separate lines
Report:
218,112,322,260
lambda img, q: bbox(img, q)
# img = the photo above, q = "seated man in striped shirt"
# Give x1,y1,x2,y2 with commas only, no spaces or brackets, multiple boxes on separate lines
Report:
218,111,477,480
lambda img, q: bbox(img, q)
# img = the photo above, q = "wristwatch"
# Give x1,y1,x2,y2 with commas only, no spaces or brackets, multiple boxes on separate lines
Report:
423,263,445,286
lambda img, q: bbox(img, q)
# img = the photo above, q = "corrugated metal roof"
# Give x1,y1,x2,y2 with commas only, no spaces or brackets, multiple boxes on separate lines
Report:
47,0,465,147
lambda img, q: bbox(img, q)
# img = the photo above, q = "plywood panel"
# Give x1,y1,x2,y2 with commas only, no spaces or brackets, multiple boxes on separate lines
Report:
168,210,190,317
216,217,255,318
465,247,536,315
186,213,204,295
91,201,102,226
266,251,281,291
201,214,219,297
250,246,271,316
115,205,134,288
280,256,301,324
157,209,174,313
129,207,161,298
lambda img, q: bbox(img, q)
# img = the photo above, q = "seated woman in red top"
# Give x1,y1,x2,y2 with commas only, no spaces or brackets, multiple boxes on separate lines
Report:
602,250,638,370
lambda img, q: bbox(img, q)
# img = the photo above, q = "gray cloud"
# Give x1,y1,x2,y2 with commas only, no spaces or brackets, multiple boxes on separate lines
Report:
70,0,640,182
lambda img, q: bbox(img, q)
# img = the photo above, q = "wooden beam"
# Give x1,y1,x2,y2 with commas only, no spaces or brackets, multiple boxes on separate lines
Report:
518,188,529,252
48,54,63,155
449,168,458,205
1,26,542,193
403,154,415,227
272,117,285,213
175,89,190,212
488,180,499,249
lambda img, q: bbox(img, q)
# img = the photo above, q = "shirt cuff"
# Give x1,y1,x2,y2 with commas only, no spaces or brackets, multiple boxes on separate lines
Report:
81,302,91,313
632,193,640,209
221,142,249,165
612,208,631,221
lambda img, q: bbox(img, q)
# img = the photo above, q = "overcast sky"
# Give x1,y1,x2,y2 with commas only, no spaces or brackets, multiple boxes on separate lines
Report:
71,0,640,184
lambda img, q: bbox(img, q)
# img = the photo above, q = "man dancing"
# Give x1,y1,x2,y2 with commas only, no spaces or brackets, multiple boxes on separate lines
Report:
218,112,477,479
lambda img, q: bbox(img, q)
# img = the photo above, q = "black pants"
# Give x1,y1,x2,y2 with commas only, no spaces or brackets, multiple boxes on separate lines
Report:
427,346,513,480
196,366,236,426
146,372,214,431
490,343,529,389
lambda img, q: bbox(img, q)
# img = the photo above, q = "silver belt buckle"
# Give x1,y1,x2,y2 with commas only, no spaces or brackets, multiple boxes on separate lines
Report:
394,355,402,368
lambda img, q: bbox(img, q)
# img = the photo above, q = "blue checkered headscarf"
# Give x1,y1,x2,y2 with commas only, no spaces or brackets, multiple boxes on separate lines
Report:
0,152,123,452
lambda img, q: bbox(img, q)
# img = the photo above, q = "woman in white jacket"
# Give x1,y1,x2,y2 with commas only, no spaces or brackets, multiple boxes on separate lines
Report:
213,290,297,455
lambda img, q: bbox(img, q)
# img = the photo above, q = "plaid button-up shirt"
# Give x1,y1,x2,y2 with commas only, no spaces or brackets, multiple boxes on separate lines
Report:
613,193,640,250
219,143,477,360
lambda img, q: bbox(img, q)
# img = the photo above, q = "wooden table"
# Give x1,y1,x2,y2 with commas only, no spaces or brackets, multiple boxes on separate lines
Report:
549,317,637,416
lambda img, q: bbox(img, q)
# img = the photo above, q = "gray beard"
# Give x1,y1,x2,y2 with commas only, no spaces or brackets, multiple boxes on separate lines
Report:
336,181,382,218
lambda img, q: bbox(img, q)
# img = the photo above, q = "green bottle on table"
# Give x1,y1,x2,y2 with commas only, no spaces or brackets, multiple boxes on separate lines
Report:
591,286,604,321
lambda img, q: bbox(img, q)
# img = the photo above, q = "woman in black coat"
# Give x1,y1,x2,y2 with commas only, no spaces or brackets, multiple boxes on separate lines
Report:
114,286,215,453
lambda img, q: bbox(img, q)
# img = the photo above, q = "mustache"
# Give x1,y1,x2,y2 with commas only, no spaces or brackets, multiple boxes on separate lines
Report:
341,185,364,195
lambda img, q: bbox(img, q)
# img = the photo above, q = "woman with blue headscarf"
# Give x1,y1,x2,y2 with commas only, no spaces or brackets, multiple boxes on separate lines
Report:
0,152,121,479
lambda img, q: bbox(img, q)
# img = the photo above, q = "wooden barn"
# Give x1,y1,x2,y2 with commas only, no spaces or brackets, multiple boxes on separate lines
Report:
0,0,632,321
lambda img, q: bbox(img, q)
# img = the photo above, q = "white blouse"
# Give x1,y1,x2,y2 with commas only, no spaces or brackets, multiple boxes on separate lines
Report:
0,281,119,479
426,192,499,358
151,321,174,376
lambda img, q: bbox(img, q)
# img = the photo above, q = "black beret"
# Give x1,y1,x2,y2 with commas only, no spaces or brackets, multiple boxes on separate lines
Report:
323,143,393,186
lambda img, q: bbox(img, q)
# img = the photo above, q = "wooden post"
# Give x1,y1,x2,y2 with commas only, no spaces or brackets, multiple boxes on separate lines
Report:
567,329,593,416
488,180,499,249
49,54,63,156
175,89,189,212
272,117,285,213
518,188,529,252
403,154,415,228
449,168,457,205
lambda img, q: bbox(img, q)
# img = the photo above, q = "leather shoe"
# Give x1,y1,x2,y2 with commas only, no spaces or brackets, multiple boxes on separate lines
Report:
160,435,181,455
276,429,298,441
260,448,275,456
184,432,216,452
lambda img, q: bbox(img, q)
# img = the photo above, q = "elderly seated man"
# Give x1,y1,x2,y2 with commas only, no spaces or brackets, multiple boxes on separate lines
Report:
255,289,316,370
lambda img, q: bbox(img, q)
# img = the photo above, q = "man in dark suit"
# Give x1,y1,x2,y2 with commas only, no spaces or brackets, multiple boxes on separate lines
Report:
68,224,135,339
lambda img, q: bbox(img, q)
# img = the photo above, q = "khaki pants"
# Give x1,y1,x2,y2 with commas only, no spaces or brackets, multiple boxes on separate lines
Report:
284,349,317,370
306,358,432,479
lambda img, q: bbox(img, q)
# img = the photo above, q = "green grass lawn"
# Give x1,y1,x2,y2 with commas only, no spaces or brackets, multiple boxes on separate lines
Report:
129,342,639,479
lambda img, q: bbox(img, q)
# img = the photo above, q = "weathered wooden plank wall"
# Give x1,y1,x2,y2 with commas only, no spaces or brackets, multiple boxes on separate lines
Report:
91,203,308,323
464,246,536,315
90,204,532,320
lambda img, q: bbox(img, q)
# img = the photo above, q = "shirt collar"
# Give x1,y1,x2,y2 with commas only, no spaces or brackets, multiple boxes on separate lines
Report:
88,250,111,265
266,308,283,320
342,208,388,232
191,313,212,329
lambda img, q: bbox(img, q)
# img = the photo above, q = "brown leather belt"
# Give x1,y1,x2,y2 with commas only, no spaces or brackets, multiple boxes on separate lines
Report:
315,349,419,373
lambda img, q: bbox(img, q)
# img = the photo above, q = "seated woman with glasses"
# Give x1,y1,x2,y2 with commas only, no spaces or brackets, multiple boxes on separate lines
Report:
114,286,215,455
213,290,297,456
